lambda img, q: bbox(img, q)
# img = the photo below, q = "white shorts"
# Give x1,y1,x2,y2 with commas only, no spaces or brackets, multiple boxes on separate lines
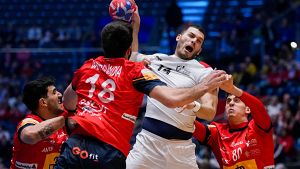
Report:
126,129,198,169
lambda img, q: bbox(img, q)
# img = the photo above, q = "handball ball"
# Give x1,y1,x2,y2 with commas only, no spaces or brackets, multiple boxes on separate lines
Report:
109,0,137,22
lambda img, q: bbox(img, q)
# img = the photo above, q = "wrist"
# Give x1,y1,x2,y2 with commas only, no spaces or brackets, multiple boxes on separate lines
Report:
192,101,201,112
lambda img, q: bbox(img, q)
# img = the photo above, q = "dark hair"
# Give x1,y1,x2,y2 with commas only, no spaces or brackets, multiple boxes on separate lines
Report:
180,24,206,37
22,77,55,112
101,20,133,58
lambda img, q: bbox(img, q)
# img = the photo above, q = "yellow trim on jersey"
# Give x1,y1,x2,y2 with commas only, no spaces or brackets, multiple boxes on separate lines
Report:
18,118,39,130
223,159,258,169
133,69,160,82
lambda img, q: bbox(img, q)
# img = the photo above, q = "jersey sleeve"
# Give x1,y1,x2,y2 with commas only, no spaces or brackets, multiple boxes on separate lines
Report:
198,61,211,68
240,91,272,132
193,121,211,144
130,62,166,95
17,118,39,142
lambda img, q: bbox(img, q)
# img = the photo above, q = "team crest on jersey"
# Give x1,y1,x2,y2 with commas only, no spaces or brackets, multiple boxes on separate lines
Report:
141,69,159,80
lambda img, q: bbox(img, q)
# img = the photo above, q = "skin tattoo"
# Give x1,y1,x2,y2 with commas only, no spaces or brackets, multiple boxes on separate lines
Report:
38,125,55,139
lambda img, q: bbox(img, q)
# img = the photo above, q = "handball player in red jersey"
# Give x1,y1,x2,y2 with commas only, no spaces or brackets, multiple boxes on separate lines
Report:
54,20,228,169
10,77,69,169
193,75,274,169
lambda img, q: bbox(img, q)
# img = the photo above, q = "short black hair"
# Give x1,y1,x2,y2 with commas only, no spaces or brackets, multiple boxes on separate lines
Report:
180,24,206,38
101,20,133,58
22,77,55,112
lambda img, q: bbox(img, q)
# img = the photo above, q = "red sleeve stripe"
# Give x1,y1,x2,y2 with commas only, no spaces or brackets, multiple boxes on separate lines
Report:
198,61,211,68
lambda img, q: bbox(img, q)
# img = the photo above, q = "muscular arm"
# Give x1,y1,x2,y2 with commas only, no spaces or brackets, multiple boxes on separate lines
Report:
131,8,140,53
63,84,78,111
195,89,218,121
130,7,140,62
240,91,272,131
149,70,226,108
20,116,65,144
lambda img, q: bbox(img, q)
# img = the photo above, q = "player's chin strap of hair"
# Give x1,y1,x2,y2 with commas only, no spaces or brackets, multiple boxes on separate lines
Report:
192,101,201,112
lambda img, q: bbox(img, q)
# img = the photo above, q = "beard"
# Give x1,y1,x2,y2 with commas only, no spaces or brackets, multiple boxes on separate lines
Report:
177,49,200,60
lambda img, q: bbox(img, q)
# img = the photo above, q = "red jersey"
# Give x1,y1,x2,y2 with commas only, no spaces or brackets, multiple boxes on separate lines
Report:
194,92,274,169
11,114,68,169
71,56,164,156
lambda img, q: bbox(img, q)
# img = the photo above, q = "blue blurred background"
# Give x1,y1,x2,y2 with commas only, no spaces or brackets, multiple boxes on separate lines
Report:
0,0,299,168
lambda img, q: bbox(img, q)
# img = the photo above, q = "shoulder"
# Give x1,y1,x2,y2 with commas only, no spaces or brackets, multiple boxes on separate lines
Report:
145,53,169,61
17,115,40,130
198,61,211,68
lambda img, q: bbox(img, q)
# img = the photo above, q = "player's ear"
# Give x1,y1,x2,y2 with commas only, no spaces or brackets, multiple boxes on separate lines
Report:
39,98,48,108
176,34,182,42
125,48,132,59
245,106,251,114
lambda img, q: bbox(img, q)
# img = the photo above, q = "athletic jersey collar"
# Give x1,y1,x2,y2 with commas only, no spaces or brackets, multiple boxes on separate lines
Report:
228,121,248,133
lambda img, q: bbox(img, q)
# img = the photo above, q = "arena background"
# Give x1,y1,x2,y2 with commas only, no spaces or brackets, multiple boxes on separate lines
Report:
0,0,299,168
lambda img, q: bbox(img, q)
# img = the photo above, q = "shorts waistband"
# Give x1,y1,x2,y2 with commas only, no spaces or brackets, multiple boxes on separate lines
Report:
142,117,192,140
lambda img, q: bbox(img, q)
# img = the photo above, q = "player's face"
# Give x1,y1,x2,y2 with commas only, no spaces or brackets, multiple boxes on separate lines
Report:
45,85,64,115
225,95,249,121
175,27,204,60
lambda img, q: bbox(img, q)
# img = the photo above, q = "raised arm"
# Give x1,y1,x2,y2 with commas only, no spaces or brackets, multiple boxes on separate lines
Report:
130,7,141,62
240,91,272,131
131,7,140,53
195,89,218,121
20,116,65,144
63,83,78,111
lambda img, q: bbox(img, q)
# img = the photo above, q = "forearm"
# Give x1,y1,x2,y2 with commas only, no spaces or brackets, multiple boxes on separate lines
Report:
63,84,78,111
226,86,243,97
195,105,216,121
240,91,271,130
21,116,65,144
194,90,218,121
132,30,138,53
150,85,209,108
149,70,226,108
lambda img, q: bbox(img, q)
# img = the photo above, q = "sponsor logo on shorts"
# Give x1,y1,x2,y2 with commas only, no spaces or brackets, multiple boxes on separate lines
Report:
15,161,38,169
72,147,99,161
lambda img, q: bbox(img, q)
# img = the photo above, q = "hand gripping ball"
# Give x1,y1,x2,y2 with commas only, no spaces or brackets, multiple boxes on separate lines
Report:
109,0,137,22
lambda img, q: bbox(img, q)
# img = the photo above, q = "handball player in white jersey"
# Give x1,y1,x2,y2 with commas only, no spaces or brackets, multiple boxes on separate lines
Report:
126,10,219,169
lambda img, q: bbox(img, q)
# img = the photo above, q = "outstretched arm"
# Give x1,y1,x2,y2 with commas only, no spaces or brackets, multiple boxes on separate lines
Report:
131,7,140,53
130,7,140,61
149,70,227,108
240,91,272,131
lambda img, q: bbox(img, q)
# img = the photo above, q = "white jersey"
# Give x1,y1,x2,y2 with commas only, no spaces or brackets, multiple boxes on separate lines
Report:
136,53,213,133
